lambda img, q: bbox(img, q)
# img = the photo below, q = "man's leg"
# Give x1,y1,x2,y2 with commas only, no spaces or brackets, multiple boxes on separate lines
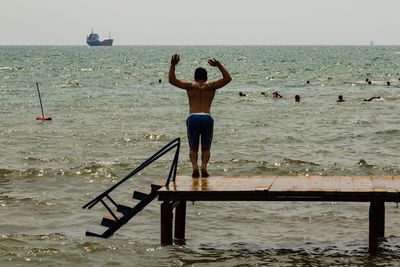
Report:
186,115,200,178
200,115,213,178
189,146,199,178
201,146,210,178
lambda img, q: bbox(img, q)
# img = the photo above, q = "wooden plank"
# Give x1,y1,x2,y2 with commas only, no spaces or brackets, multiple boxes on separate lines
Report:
254,176,277,191
175,176,194,190
392,176,400,192
353,176,373,192
269,176,308,192
307,175,323,192
214,176,246,191
161,176,278,192
152,179,165,189
183,176,221,191
233,176,276,191
164,176,198,191
101,214,118,228
158,175,400,199
288,176,310,191
372,176,395,193
218,176,275,192
340,176,354,192
189,178,202,191
180,176,226,191
198,177,211,191
382,176,397,193
320,176,341,192
215,176,236,191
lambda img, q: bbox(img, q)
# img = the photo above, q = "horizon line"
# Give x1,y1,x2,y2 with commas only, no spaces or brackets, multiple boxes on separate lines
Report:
0,44,398,47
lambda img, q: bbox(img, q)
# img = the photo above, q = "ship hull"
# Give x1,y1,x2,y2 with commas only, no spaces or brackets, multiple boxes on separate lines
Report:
87,39,113,46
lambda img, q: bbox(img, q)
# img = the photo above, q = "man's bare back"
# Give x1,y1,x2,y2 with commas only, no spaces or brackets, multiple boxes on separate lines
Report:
168,54,232,178
169,54,231,114
185,82,216,113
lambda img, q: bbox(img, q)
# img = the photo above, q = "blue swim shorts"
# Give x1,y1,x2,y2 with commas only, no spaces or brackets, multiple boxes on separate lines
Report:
186,113,214,149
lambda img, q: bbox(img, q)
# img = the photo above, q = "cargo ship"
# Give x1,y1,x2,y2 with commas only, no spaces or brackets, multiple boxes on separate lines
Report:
86,29,113,46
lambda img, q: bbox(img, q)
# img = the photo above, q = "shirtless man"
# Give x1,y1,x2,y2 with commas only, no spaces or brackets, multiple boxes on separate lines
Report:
337,95,345,102
169,54,232,178
272,91,283,99
363,96,382,101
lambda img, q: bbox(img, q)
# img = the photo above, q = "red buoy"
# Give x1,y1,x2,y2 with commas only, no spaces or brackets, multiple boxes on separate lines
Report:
36,116,52,121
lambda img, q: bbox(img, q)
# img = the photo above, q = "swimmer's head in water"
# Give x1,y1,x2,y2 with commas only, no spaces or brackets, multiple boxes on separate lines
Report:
194,67,207,82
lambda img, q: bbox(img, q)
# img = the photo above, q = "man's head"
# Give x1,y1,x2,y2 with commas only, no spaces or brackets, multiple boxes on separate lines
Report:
194,67,207,82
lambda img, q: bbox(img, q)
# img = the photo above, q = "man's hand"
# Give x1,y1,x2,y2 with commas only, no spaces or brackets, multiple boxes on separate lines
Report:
208,58,221,67
171,54,180,65
207,58,232,89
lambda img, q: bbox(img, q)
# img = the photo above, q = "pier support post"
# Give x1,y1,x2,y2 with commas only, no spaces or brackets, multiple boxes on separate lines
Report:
161,201,173,245
369,201,385,254
377,202,385,238
174,201,186,241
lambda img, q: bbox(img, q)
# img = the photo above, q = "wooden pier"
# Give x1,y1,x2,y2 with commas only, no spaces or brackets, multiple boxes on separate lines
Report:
156,175,400,254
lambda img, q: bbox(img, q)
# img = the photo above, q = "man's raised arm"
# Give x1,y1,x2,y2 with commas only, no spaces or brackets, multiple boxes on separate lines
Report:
169,54,192,90
208,58,232,90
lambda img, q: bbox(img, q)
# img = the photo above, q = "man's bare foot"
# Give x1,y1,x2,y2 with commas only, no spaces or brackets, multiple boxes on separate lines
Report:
201,170,209,178
192,169,200,178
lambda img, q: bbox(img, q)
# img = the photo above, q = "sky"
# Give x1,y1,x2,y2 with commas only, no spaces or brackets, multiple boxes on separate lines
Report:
1,0,399,46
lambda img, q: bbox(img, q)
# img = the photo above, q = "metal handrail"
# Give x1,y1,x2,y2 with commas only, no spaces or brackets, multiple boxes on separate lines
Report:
82,137,180,210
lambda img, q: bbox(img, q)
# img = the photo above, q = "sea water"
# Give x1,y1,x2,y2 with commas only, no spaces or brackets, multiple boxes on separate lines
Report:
1,46,400,266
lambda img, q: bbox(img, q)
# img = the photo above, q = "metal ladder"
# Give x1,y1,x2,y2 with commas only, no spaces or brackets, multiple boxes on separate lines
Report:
82,138,180,238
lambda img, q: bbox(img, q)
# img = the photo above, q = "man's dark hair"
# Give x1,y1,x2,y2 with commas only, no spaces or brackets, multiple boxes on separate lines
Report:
194,67,207,82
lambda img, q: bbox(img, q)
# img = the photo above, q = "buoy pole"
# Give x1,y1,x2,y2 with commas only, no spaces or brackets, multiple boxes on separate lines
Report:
36,82,45,118
35,82,52,121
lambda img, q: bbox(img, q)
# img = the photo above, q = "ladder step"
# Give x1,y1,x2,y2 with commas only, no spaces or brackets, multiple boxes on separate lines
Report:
117,204,133,216
85,184,162,239
133,190,148,200
101,215,118,228
86,231,104,238
151,182,163,191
